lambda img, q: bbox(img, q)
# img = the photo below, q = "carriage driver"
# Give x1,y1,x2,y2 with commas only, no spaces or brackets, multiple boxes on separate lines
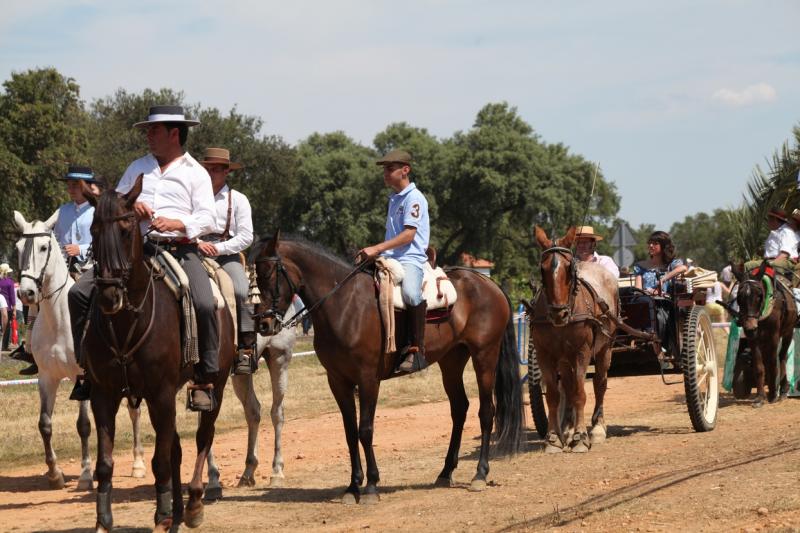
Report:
744,207,799,274
68,105,221,412
197,147,257,375
357,150,430,373
574,226,619,278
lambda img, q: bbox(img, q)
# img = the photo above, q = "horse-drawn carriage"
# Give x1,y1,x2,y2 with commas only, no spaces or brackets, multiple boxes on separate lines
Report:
526,267,720,438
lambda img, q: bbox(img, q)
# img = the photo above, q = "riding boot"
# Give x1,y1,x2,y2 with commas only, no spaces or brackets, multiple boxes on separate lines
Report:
9,342,33,364
19,362,39,375
188,369,217,412
234,307,258,375
398,302,428,373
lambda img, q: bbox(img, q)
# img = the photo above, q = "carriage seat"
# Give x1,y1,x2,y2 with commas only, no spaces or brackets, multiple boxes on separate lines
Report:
377,257,457,310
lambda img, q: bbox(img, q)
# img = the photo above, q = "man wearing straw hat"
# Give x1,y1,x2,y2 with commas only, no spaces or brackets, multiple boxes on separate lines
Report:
197,147,257,375
575,226,619,278
67,105,219,411
744,207,799,273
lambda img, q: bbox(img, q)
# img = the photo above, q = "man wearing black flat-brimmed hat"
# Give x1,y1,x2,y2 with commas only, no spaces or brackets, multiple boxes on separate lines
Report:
67,105,220,411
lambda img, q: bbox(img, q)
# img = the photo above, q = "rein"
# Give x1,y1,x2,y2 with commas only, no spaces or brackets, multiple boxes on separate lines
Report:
537,246,579,324
253,252,371,329
19,231,69,301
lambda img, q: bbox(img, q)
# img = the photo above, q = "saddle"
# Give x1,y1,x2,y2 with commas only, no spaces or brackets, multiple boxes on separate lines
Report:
376,257,458,311
148,252,238,367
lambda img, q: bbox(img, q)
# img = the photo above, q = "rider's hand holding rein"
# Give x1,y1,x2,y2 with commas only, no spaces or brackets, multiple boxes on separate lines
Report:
63,244,81,257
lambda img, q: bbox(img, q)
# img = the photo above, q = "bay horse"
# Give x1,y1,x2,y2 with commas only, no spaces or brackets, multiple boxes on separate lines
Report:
530,226,618,453
252,232,524,502
83,176,235,532
732,262,796,407
13,210,146,491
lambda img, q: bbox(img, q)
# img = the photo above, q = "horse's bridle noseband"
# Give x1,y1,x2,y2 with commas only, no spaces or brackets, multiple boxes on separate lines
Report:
540,245,579,323
93,211,140,306
19,231,68,301
253,253,299,326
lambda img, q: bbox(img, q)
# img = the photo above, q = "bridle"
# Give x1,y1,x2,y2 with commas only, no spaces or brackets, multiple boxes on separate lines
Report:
19,231,69,301
738,277,770,324
253,252,299,328
539,246,579,324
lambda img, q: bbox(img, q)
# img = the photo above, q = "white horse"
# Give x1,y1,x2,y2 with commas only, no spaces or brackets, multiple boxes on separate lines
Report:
204,298,301,499
13,211,146,489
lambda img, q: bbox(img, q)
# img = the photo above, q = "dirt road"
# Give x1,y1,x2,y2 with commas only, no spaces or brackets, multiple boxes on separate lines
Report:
1,374,799,532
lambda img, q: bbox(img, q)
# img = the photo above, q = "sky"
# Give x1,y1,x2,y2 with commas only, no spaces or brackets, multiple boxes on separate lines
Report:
1,0,799,230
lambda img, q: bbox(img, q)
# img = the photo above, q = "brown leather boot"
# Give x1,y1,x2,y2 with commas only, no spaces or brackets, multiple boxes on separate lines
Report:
398,302,427,373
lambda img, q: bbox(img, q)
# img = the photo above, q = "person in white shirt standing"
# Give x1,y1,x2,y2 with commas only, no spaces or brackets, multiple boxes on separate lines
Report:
197,147,256,375
68,105,219,411
574,226,620,278
0,294,7,346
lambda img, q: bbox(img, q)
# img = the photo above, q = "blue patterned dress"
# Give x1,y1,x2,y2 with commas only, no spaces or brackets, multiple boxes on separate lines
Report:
633,258,684,293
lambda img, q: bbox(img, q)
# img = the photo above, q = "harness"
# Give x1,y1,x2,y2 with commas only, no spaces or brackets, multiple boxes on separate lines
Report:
19,231,69,301
252,252,370,329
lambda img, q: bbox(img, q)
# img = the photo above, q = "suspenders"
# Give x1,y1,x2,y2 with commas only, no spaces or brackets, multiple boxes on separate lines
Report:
221,189,233,241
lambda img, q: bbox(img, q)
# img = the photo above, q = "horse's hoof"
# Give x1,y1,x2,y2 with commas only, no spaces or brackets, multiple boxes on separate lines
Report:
153,518,174,532
132,466,147,479
752,400,764,409
571,442,590,453
237,474,256,488
341,492,358,505
95,523,110,533
544,443,564,454
468,479,486,492
268,476,285,488
202,486,223,501
434,475,454,488
77,476,94,491
589,426,606,444
184,503,204,529
47,471,65,490
360,492,380,505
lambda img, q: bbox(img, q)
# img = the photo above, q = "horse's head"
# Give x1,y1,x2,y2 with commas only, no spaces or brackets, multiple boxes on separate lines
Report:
736,264,766,337
88,174,144,315
253,229,302,335
13,210,60,305
534,225,578,326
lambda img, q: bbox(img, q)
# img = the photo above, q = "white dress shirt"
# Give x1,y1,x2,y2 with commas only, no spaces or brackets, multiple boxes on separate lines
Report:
116,152,216,241
585,252,620,278
763,223,799,259
205,185,254,256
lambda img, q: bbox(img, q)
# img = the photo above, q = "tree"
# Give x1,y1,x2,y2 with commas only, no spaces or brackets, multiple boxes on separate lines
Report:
669,209,738,270
0,68,89,258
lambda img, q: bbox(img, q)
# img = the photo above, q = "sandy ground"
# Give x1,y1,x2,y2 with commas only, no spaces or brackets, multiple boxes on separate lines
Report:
1,373,799,533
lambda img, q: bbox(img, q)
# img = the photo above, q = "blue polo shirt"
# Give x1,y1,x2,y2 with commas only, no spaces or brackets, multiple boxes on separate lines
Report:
54,201,94,262
382,182,429,266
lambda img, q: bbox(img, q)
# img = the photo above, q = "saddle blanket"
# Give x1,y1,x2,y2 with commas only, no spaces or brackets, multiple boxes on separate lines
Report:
378,257,458,310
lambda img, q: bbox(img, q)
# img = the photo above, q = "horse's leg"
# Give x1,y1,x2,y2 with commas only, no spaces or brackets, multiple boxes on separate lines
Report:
539,353,564,453
778,329,792,401
170,431,183,527
231,372,261,488
186,382,226,528
568,346,591,453
76,399,93,490
590,345,612,445
147,392,177,532
556,357,577,445
752,341,767,408
37,376,64,489
267,347,290,487
355,374,381,504
91,391,121,533
205,446,222,500
468,346,500,492
435,348,470,487
327,374,362,504
127,400,146,478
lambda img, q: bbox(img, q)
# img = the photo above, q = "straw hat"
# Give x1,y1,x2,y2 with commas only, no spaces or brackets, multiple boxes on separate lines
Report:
767,207,788,223
0,263,13,275
200,147,243,171
575,226,603,241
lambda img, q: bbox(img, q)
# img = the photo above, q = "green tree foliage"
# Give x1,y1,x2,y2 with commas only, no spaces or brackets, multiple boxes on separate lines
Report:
669,209,737,270
0,68,89,257
730,126,800,259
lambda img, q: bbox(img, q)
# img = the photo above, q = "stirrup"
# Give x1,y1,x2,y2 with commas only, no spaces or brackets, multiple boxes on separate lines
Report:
69,378,91,401
233,347,256,375
186,382,216,412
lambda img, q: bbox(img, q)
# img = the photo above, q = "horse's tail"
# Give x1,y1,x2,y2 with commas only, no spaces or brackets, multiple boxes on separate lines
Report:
493,299,525,455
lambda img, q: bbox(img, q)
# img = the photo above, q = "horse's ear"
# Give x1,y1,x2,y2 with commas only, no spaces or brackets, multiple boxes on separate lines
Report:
264,229,280,256
44,209,59,231
732,262,746,282
534,225,552,249
13,210,28,231
123,174,144,208
81,180,98,208
557,226,577,248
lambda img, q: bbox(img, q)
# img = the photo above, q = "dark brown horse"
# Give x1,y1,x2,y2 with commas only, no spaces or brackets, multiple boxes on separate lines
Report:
84,176,235,532
529,226,618,453
252,232,523,502
732,263,796,407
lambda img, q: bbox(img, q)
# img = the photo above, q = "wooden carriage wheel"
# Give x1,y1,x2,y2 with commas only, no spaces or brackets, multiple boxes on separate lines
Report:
526,346,548,438
681,305,719,432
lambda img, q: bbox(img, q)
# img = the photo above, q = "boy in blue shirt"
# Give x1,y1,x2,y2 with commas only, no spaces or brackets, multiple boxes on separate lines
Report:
357,150,430,373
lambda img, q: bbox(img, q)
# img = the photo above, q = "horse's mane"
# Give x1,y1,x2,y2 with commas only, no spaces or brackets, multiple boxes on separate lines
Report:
251,234,353,271
93,191,131,273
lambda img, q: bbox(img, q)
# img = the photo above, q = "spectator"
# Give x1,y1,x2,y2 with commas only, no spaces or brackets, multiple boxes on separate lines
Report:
0,293,7,350
0,263,15,350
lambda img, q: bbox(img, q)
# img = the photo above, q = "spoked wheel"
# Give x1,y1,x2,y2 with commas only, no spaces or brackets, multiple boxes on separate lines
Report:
681,306,719,432
527,346,548,438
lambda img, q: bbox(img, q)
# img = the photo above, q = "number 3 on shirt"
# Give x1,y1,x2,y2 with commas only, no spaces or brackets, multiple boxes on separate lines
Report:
410,203,420,218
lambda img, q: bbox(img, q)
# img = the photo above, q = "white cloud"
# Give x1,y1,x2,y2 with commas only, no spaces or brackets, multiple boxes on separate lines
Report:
712,83,777,107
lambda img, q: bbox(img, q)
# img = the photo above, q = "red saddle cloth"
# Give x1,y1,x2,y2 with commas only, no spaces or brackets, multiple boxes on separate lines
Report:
751,265,775,279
